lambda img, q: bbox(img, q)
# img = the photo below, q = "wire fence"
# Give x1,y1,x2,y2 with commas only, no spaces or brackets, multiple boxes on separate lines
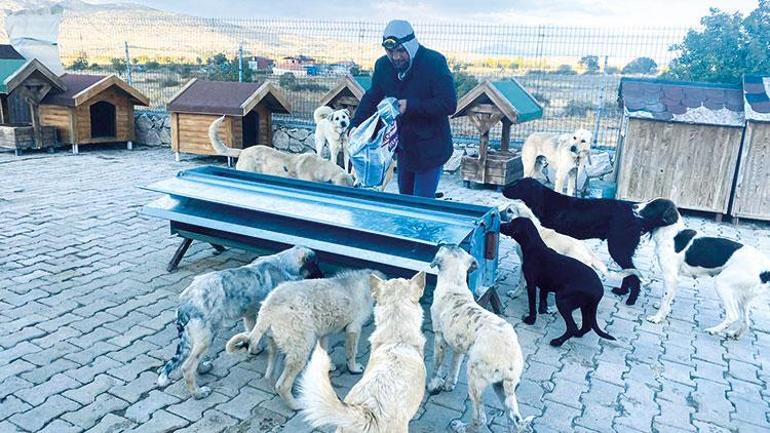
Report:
56,16,688,149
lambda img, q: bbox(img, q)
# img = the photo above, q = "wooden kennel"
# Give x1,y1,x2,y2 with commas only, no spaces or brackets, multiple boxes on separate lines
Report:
39,73,149,154
318,75,371,117
453,79,543,188
616,78,744,218
167,78,291,160
0,56,63,154
732,75,770,222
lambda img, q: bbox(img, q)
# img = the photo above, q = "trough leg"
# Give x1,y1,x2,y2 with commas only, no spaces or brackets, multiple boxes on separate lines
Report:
72,144,79,155
715,214,723,223
227,157,233,168
14,149,21,157
127,141,133,150
210,244,226,255
477,288,503,315
175,152,181,162
167,238,193,272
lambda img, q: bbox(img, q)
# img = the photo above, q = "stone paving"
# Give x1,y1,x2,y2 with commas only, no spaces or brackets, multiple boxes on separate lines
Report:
2,145,770,433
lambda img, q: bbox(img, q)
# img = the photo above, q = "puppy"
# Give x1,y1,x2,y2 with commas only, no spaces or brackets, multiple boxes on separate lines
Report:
314,106,351,170
638,199,770,338
521,128,592,196
225,269,382,410
503,177,673,305
156,246,322,399
209,116,355,186
428,245,533,433
500,218,616,347
299,272,427,433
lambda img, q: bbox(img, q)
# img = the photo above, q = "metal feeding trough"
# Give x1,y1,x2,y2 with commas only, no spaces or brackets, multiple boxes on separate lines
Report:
141,166,502,310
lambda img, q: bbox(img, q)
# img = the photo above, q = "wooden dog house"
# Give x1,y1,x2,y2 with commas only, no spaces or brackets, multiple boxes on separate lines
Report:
0,56,63,154
167,78,291,160
39,73,149,154
732,75,770,222
616,78,744,217
319,75,371,117
453,78,543,188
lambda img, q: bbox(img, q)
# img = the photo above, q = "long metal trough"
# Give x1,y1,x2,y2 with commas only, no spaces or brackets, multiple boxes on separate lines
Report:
141,165,501,305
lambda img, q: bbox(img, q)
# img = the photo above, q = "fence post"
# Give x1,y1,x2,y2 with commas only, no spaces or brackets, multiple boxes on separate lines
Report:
124,41,132,85
238,44,244,82
592,55,609,147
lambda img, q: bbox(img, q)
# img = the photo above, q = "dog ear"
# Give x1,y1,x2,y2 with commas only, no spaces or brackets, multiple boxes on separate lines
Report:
662,202,679,225
429,255,441,270
468,257,479,273
369,273,384,301
410,271,426,302
343,108,350,116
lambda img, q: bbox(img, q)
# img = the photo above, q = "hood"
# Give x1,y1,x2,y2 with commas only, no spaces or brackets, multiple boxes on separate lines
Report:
382,20,420,80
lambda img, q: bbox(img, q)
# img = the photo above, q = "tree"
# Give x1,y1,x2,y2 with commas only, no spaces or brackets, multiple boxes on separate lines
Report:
279,72,297,89
110,57,127,74
206,53,252,82
579,55,600,74
451,64,478,98
553,64,577,75
70,53,89,71
666,1,770,83
144,60,160,71
622,57,658,75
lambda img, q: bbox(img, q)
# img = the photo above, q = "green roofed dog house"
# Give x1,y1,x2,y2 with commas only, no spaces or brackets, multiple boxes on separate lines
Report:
319,74,371,118
453,78,543,188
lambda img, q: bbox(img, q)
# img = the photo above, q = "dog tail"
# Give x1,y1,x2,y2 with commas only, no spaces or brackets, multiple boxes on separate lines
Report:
225,314,269,354
298,343,375,431
587,302,616,341
313,105,334,124
157,309,192,386
209,115,241,158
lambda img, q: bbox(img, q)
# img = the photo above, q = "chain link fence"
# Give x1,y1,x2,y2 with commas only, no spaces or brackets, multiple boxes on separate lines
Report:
56,15,687,149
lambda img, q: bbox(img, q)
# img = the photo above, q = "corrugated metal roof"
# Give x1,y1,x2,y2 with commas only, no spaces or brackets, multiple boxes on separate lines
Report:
0,58,27,93
619,77,744,127
743,75,770,123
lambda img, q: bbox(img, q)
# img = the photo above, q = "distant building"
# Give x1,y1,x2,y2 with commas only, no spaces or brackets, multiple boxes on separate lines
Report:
272,55,316,77
248,56,274,73
325,61,360,76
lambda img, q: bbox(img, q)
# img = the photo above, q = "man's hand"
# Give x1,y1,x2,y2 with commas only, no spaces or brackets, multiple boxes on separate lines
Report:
398,99,407,115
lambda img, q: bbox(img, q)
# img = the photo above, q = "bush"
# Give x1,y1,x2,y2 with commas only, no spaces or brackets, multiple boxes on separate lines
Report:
160,77,181,87
552,64,577,75
622,57,658,75
453,68,479,98
605,66,621,75
279,72,297,89
563,100,593,117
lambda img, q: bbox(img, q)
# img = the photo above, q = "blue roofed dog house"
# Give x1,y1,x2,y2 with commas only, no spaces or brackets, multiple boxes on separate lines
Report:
318,74,371,118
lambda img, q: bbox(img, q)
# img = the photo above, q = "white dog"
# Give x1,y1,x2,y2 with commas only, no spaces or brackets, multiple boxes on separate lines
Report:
314,106,351,170
637,199,770,338
299,272,427,433
428,245,533,433
209,116,355,186
521,128,592,196
225,269,381,410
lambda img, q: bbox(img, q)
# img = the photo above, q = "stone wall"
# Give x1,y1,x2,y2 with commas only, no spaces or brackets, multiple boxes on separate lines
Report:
135,111,171,147
271,124,316,154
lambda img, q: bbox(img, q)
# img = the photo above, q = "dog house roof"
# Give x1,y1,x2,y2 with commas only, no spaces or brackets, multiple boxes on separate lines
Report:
41,74,149,107
619,77,745,127
319,75,371,107
743,75,770,123
167,78,291,116
453,78,543,124
0,45,27,93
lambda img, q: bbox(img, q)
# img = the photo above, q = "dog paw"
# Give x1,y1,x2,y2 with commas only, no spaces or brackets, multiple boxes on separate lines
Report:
646,315,664,324
522,315,536,325
449,419,470,433
193,386,212,399
443,381,457,392
506,289,521,299
285,398,304,411
197,361,213,374
427,377,446,395
625,297,638,306
156,373,170,387
549,338,565,347
347,362,364,374
611,287,629,296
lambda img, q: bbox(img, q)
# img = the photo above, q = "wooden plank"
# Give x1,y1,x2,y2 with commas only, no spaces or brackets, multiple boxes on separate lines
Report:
468,104,503,115
732,122,770,220
171,112,180,152
39,105,72,144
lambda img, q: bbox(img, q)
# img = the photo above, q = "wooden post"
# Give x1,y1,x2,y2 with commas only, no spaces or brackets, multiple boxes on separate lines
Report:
500,118,512,153
29,101,43,150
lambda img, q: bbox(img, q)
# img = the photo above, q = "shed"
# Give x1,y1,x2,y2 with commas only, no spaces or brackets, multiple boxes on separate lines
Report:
732,75,770,221
453,78,543,188
616,77,744,217
39,73,149,154
318,75,371,117
167,78,291,160
0,57,63,154
0,44,28,124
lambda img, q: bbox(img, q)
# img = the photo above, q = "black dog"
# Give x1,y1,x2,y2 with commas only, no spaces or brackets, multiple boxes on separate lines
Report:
501,218,616,347
502,177,678,305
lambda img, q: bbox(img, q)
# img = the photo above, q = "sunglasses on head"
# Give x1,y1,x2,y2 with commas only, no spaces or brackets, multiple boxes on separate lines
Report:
382,32,415,50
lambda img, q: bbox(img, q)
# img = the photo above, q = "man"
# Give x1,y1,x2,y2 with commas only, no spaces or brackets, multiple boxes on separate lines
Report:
350,20,457,198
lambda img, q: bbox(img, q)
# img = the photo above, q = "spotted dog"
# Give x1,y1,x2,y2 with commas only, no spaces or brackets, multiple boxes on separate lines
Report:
157,246,322,399
428,245,533,433
639,199,770,338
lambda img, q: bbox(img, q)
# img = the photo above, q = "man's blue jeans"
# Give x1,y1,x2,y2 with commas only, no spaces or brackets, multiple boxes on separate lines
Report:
398,165,442,198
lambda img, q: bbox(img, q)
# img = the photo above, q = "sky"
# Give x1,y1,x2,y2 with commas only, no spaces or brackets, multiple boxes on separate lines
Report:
90,0,760,27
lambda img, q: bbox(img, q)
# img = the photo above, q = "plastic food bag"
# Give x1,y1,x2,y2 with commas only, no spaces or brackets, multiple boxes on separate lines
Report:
348,97,400,189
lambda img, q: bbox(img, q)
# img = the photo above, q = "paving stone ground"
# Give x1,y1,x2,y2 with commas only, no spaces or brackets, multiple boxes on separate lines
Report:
2,145,770,433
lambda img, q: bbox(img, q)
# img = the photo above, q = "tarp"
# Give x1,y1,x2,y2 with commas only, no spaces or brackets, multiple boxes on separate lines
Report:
5,5,64,76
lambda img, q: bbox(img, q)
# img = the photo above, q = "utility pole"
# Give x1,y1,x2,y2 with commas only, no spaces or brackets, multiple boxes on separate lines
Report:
238,44,244,82
124,41,132,85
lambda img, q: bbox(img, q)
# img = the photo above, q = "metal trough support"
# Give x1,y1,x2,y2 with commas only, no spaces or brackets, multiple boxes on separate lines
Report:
141,166,501,309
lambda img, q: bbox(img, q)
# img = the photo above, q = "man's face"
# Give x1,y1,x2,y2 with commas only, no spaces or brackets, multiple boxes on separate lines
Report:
386,46,410,72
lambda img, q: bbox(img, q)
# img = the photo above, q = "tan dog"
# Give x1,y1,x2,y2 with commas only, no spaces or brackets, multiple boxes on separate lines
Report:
521,128,592,196
299,272,427,433
428,246,533,433
314,106,351,170
225,269,381,410
209,116,355,186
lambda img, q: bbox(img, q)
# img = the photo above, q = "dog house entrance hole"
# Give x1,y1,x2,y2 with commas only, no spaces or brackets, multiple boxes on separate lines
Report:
242,110,260,147
90,101,117,138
